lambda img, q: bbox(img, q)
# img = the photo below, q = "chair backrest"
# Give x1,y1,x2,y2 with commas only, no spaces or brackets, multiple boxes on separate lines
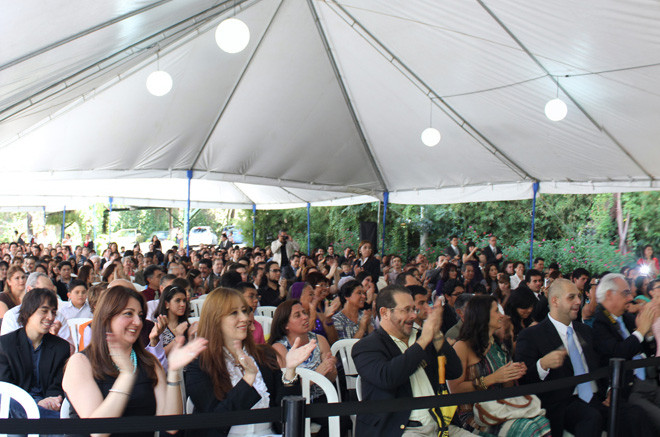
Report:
295,368,340,437
132,282,146,292
186,397,195,415
255,306,277,318
330,338,359,400
0,381,40,437
355,375,362,401
190,298,205,317
253,315,272,341
188,316,200,324
146,299,160,322
67,317,93,353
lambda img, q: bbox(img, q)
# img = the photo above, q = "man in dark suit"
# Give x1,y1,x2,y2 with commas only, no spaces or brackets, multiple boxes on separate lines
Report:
482,235,503,267
592,273,660,433
444,235,462,266
0,288,70,418
515,269,549,322
352,285,463,437
515,278,649,437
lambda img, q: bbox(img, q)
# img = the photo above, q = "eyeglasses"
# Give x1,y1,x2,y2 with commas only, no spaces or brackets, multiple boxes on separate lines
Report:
270,269,281,273
389,306,419,315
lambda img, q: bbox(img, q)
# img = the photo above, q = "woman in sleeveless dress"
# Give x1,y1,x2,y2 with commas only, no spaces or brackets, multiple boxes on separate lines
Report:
63,285,207,437
448,295,550,437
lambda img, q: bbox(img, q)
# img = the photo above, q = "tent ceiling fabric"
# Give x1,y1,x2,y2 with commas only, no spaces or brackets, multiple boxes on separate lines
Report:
1,0,659,210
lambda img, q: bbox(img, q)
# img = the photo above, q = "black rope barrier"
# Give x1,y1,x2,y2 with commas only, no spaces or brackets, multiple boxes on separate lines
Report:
2,356,659,434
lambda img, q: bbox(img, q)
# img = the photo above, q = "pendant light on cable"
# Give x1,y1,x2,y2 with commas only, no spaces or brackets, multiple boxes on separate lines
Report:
544,76,567,121
146,51,173,97
215,2,250,54
421,98,441,147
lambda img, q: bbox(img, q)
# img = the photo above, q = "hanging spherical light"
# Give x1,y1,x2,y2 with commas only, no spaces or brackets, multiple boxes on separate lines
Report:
215,18,250,53
146,71,173,96
421,127,441,147
544,98,567,121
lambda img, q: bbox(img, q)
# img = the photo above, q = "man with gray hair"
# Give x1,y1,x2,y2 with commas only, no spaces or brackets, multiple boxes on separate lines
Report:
592,272,660,432
1,272,73,346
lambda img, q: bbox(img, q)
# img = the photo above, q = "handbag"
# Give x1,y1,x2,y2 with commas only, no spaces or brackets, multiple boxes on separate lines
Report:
473,394,545,428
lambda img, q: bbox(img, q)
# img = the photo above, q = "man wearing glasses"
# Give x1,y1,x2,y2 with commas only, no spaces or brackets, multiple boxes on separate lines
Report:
352,285,464,437
592,273,660,433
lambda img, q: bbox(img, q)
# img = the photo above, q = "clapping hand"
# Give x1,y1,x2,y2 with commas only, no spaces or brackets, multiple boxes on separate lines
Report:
325,297,341,318
233,340,258,381
106,332,134,374
284,337,317,370
167,335,208,372
316,352,337,382
149,315,168,346
493,361,527,383
174,321,190,337
49,320,62,336
38,395,63,411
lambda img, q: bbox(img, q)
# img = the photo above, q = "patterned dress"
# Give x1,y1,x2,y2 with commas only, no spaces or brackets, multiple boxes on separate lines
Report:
453,342,551,437
276,332,323,399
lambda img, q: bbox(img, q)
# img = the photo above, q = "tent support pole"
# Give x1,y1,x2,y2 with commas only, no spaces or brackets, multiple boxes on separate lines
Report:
529,182,539,268
307,203,311,255
252,204,257,246
381,192,389,255
42,207,46,231
108,197,113,241
61,206,66,242
186,170,192,256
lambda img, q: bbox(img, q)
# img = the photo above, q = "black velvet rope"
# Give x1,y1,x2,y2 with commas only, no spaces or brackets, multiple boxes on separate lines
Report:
2,356,659,434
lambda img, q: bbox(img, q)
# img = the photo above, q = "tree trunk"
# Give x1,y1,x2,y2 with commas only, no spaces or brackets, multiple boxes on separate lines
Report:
419,206,428,250
615,193,630,254
26,212,33,239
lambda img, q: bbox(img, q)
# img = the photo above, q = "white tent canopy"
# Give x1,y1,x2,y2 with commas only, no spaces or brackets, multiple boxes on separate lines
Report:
2,0,660,210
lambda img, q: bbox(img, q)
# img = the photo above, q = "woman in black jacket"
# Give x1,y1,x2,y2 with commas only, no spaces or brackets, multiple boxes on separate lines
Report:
184,288,316,437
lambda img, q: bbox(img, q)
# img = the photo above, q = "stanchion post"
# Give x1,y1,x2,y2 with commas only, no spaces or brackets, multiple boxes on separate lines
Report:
608,357,625,437
282,395,305,437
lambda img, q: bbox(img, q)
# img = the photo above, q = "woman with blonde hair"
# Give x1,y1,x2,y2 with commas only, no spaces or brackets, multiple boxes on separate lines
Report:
185,288,315,437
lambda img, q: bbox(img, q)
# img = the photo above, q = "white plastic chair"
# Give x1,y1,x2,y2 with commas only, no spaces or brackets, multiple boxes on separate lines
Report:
0,381,40,437
295,368,340,437
330,339,359,398
253,315,272,341
188,316,200,324
355,375,362,401
331,338,359,436
190,298,205,317
67,317,93,353
132,282,146,291
255,306,277,318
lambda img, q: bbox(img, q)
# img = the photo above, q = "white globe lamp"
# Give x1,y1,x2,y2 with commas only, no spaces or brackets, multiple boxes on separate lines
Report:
421,127,441,147
544,98,567,121
146,71,173,96
215,18,250,53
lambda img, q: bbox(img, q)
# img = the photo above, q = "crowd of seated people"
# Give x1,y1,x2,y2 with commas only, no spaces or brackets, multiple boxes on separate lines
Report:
0,233,660,436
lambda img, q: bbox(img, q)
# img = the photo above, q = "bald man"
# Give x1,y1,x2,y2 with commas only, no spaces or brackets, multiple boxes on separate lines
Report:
515,279,648,437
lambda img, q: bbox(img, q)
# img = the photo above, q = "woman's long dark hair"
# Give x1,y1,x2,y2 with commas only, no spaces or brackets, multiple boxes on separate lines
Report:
458,295,496,359
85,286,159,385
268,299,301,345
155,285,190,323
504,289,537,338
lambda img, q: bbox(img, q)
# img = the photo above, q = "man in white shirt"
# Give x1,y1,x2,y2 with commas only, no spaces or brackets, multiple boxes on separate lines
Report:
515,278,648,437
58,279,93,320
1,272,73,347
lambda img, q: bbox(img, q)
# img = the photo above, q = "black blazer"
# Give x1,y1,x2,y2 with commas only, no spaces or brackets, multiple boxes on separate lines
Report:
185,347,299,437
0,328,70,398
482,246,502,266
515,318,603,436
352,327,462,437
592,306,655,398
355,256,381,284
444,245,462,260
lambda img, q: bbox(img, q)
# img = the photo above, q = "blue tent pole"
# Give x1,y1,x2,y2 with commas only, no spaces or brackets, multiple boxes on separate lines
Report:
108,197,113,242
529,182,540,268
61,206,66,242
307,203,311,255
42,207,46,230
252,204,257,246
186,170,192,256
381,192,389,254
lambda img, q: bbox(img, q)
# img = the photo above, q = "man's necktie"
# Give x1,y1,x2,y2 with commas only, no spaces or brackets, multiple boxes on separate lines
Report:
616,316,646,380
566,326,593,403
